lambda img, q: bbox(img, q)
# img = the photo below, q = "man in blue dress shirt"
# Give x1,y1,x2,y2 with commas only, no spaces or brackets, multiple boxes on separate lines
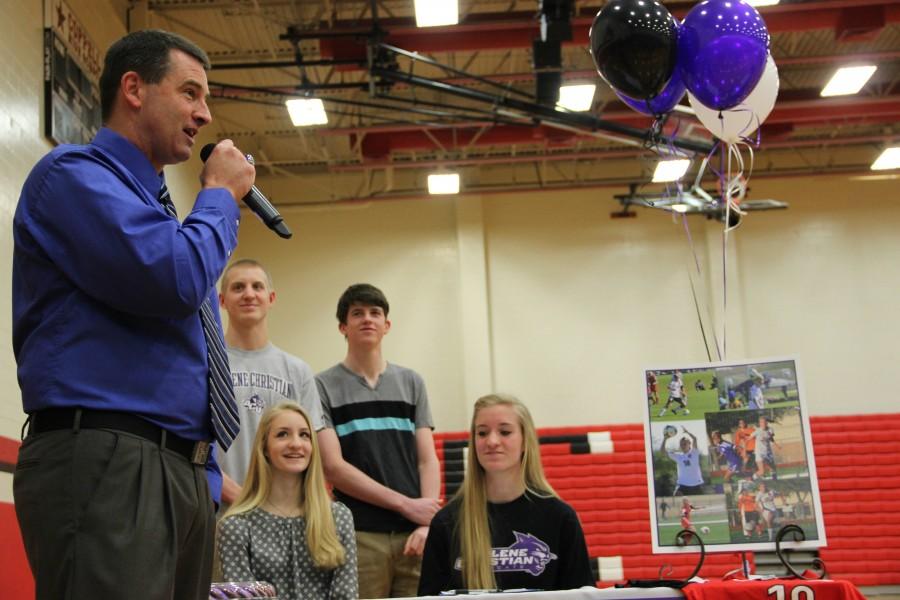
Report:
12,30,254,600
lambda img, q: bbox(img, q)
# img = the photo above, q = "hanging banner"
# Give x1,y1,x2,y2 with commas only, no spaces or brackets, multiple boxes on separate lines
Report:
43,0,102,145
643,357,826,553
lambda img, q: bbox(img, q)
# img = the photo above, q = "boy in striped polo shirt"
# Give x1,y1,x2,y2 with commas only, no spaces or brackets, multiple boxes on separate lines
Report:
316,283,441,598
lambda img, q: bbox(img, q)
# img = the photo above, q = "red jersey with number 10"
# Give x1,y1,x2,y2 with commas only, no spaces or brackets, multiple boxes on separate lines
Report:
682,579,867,600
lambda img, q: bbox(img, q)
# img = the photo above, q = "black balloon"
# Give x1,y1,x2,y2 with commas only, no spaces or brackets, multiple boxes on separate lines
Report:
589,0,679,100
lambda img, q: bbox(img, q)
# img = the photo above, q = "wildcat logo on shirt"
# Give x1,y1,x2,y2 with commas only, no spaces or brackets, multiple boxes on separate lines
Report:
455,532,557,576
243,394,266,414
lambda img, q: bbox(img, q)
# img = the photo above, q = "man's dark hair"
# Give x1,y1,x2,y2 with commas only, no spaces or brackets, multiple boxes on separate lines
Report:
336,284,389,325
99,29,211,122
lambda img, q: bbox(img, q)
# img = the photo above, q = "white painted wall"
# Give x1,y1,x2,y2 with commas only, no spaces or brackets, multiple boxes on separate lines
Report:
2,3,899,451
230,173,900,433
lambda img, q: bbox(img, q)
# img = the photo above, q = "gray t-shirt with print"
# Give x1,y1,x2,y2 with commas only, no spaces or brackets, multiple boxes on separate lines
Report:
219,343,324,486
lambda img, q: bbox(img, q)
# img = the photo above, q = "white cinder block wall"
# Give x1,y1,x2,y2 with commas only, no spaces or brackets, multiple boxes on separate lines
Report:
234,174,900,434
2,3,900,505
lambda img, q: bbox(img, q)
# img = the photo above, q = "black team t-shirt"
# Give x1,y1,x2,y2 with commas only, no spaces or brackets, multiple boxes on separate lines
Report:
418,491,595,595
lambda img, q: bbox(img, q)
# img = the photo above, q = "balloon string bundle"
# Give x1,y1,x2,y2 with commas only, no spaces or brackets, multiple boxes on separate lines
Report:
701,134,757,360
680,211,723,363
656,123,723,363
588,0,778,363
711,139,754,235
645,113,685,163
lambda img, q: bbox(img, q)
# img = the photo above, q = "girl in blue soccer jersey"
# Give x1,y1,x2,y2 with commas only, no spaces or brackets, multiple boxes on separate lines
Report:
710,430,744,482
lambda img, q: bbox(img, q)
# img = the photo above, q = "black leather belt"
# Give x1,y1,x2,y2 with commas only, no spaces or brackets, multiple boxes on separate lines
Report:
28,407,211,465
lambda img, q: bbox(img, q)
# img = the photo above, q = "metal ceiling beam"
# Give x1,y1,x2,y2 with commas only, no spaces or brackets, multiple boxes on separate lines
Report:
210,58,363,70
328,147,653,171
278,2,900,56
600,91,900,127
308,90,900,152
763,95,900,125
209,45,714,154
318,120,532,136
351,124,584,159
370,63,712,154
424,50,900,88
324,132,899,172
272,164,885,209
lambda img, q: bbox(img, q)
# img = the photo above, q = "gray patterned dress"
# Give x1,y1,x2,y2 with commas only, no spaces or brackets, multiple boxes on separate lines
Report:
218,502,358,600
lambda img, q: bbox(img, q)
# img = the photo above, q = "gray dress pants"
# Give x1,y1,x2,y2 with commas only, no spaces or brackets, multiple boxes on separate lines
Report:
14,427,215,600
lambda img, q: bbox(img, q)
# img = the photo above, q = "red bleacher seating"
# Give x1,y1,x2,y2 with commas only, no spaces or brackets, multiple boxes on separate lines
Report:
434,414,900,589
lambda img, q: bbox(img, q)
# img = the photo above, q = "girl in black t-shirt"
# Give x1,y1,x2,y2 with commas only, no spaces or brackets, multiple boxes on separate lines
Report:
418,394,594,595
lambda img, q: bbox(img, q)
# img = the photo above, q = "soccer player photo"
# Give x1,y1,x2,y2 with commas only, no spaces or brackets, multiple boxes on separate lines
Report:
643,357,826,553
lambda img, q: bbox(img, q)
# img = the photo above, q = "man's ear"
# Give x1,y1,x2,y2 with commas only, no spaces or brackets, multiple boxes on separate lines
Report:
120,71,144,111
338,321,348,338
384,318,391,335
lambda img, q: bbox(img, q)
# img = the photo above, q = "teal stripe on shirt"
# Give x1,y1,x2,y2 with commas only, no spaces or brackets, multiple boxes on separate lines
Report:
335,417,415,437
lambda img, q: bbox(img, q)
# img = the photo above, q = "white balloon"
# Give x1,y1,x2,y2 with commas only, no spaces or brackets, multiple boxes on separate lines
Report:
689,55,779,143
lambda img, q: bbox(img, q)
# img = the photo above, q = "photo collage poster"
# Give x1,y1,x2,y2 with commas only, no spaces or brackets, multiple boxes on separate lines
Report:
642,357,826,553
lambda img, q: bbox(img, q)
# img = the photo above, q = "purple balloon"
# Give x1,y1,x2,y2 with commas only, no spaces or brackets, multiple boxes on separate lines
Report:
616,71,687,116
678,0,770,111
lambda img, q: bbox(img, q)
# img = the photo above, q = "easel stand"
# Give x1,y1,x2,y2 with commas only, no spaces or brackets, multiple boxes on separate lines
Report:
618,529,706,589
774,524,828,580
620,525,827,590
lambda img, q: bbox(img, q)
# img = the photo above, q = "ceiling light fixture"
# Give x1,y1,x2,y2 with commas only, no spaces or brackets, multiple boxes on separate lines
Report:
414,0,459,27
557,83,596,112
652,159,691,183
745,0,780,6
285,98,328,126
871,147,900,170
427,173,460,195
820,65,877,97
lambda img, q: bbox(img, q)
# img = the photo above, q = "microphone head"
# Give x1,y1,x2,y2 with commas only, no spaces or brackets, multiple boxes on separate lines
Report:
200,143,216,163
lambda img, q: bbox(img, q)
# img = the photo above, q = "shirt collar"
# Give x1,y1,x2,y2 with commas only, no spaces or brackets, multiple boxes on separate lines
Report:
91,127,163,196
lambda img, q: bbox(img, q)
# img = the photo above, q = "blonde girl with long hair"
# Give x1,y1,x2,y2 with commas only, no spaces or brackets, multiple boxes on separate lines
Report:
418,394,593,595
218,403,358,599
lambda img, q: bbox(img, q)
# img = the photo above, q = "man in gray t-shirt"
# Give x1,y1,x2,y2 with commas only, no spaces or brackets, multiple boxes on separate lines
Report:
217,259,323,504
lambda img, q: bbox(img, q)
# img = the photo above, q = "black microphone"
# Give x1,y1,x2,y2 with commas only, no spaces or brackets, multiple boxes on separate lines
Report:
200,143,292,239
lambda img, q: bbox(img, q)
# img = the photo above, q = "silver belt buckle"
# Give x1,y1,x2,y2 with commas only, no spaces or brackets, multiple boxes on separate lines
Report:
191,441,211,465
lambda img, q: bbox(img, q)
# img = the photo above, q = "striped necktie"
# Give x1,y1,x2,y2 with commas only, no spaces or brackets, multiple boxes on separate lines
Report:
158,183,240,450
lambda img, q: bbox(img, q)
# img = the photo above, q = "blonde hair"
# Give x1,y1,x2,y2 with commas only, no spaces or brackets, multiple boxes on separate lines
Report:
220,258,274,292
455,394,557,589
224,403,346,569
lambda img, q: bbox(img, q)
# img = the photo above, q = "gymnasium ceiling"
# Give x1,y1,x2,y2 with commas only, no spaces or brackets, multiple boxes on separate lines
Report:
120,0,900,207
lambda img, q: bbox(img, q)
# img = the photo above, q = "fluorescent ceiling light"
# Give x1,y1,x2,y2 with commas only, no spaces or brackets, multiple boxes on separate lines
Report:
285,98,328,126
871,147,900,170
746,0,779,6
652,159,691,183
670,203,690,213
415,0,458,27
428,173,460,195
557,84,596,112
821,65,877,97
